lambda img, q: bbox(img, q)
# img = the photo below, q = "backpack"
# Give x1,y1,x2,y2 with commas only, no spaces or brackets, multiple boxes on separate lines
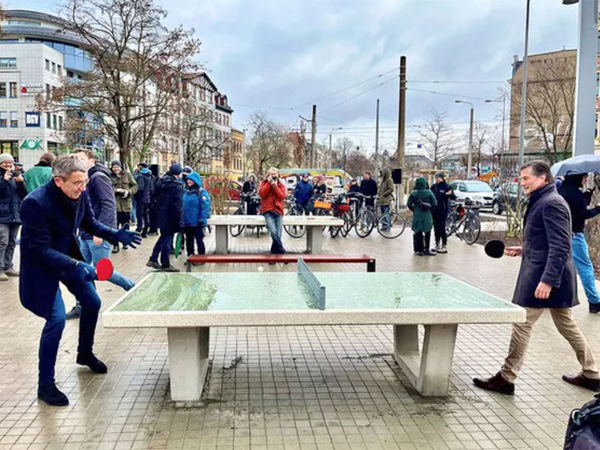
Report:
564,393,600,450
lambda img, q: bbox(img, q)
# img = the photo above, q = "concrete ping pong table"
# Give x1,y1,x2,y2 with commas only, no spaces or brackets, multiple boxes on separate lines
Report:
103,262,525,402
207,215,344,254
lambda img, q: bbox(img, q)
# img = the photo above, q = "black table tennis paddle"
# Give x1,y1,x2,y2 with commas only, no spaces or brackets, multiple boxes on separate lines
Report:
484,240,505,259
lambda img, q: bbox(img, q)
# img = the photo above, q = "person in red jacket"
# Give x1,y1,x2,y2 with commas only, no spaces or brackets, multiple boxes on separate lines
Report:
259,167,286,254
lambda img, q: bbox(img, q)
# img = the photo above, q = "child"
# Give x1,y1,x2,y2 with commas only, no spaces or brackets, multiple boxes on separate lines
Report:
182,172,211,256
407,177,437,256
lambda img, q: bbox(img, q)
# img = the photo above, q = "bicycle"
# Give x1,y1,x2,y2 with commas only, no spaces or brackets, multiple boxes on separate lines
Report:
445,200,482,245
284,195,307,238
374,201,406,239
230,192,262,238
341,193,377,238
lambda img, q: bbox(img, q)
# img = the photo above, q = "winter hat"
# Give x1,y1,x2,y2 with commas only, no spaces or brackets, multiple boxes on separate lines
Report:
183,165,193,174
169,163,183,176
435,172,445,180
138,162,148,168
111,160,123,169
0,153,14,164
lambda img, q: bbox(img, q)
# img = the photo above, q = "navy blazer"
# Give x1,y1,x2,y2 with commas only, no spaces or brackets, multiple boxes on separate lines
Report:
19,180,116,319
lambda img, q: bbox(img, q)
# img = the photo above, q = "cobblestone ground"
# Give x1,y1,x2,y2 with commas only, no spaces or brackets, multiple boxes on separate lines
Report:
1,224,599,450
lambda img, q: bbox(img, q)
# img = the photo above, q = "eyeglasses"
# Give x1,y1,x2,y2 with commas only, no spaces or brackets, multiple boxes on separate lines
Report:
58,176,86,189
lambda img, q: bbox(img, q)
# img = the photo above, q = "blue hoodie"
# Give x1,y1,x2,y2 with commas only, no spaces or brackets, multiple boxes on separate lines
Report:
183,172,211,226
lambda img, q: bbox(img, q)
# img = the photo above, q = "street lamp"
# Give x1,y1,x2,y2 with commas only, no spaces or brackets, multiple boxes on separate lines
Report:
455,100,474,178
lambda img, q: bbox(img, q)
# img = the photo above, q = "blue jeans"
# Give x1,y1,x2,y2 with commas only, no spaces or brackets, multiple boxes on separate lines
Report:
380,205,391,229
40,276,101,384
78,239,135,291
264,212,285,254
572,232,600,304
151,232,173,267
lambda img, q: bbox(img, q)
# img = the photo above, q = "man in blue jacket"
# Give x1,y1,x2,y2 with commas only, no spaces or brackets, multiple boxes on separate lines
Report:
20,155,141,406
147,164,184,271
294,173,313,214
473,161,599,395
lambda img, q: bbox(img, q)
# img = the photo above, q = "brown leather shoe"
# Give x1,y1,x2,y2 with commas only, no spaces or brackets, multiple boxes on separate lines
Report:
473,372,515,395
562,373,600,392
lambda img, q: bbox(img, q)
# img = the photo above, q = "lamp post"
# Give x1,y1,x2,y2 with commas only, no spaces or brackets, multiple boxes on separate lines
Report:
455,100,474,178
562,0,598,156
486,93,507,167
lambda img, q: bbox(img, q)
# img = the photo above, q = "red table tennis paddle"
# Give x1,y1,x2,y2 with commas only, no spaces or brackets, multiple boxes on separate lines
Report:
96,258,114,281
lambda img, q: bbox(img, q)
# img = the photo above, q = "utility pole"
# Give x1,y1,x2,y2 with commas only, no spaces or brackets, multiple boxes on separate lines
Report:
329,133,332,170
375,98,380,178
396,56,406,207
518,0,531,168
310,105,317,168
468,107,474,178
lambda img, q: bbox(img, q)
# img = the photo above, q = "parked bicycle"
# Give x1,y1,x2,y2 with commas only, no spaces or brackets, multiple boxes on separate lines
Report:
445,200,482,245
230,192,262,237
284,195,307,238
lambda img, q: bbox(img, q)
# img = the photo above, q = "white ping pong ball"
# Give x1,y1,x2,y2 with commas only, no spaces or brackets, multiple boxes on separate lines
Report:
257,266,264,272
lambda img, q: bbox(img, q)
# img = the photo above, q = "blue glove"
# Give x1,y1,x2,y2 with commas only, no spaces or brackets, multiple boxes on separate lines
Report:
114,225,142,248
74,261,97,282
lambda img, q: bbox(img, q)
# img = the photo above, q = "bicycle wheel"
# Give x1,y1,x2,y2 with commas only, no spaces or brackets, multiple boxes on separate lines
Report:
229,209,245,237
284,209,306,238
377,212,405,239
340,212,352,237
355,210,376,238
329,224,340,238
462,215,481,245
445,214,455,237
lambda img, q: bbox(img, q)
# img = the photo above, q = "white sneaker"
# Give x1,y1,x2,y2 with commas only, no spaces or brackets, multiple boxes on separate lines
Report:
438,246,448,254
0,272,8,281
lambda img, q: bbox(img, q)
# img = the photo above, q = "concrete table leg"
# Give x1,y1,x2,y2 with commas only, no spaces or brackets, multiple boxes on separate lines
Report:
167,327,210,402
393,324,457,396
214,225,229,254
306,226,324,254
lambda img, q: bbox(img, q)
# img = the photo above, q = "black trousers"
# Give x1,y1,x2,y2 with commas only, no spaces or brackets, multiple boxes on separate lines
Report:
414,231,431,253
136,203,150,234
184,226,205,256
432,211,447,246
116,212,130,228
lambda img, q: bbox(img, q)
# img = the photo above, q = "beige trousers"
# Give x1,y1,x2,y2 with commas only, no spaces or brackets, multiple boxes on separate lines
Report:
500,307,599,382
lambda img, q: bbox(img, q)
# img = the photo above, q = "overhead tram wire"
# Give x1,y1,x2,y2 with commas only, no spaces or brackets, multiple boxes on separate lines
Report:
320,74,400,114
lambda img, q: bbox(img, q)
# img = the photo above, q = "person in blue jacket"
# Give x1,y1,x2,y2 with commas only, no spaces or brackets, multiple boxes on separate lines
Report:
182,172,211,256
19,155,141,406
294,173,313,214
147,164,184,271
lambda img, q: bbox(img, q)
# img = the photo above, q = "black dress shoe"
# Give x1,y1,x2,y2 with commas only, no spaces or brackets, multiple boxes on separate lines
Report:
589,303,600,314
38,383,69,407
77,353,108,374
146,260,161,269
65,306,81,320
423,250,437,256
473,372,515,395
562,373,600,392
112,245,120,254
160,265,180,272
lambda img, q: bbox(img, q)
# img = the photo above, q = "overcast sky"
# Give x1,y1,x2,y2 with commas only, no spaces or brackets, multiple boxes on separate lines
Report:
11,0,581,154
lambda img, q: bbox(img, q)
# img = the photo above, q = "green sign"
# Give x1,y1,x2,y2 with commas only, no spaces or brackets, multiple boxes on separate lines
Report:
20,139,43,150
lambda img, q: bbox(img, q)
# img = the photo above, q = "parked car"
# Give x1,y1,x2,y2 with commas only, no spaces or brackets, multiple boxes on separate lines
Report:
492,182,525,215
449,180,494,209
206,178,242,201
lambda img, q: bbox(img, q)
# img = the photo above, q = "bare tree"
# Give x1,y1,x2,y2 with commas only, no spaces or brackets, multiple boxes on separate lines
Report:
38,0,201,167
246,112,292,175
416,110,457,169
511,57,576,164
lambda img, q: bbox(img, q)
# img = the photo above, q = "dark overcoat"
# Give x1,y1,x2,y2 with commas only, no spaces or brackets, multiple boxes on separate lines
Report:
512,183,578,308
19,180,115,319
155,174,183,234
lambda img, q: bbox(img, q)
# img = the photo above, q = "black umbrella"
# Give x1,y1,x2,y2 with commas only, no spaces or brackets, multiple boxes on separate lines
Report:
551,155,600,178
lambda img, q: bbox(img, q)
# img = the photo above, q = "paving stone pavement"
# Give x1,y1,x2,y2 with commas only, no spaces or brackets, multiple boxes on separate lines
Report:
1,224,599,450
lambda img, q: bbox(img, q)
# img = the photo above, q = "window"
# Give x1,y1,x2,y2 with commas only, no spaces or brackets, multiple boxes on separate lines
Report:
57,64,62,75
52,115,57,129
67,70,74,78
58,116,63,130
46,113,51,128
46,84,51,96
51,62,56,73
45,59,50,71
10,111,17,128
0,58,16,68
0,83,5,98
9,82,17,98
200,89,205,102
0,112,6,128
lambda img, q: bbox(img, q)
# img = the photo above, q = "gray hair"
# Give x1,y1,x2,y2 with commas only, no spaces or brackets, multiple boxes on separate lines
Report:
52,154,88,178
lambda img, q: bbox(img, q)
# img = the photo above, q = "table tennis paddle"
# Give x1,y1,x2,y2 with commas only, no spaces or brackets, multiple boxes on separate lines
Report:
484,240,505,259
96,258,114,281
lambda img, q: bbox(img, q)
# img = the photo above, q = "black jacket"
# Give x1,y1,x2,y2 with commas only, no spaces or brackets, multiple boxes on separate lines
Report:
431,181,455,215
155,174,184,234
80,163,117,240
558,179,600,233
360,178,378,206
0,168,27,224
513,183,577,309
135,171,155,204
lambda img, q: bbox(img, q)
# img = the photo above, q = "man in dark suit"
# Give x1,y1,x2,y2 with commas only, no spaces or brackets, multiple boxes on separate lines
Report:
473,161,599,395
19,155,141,406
